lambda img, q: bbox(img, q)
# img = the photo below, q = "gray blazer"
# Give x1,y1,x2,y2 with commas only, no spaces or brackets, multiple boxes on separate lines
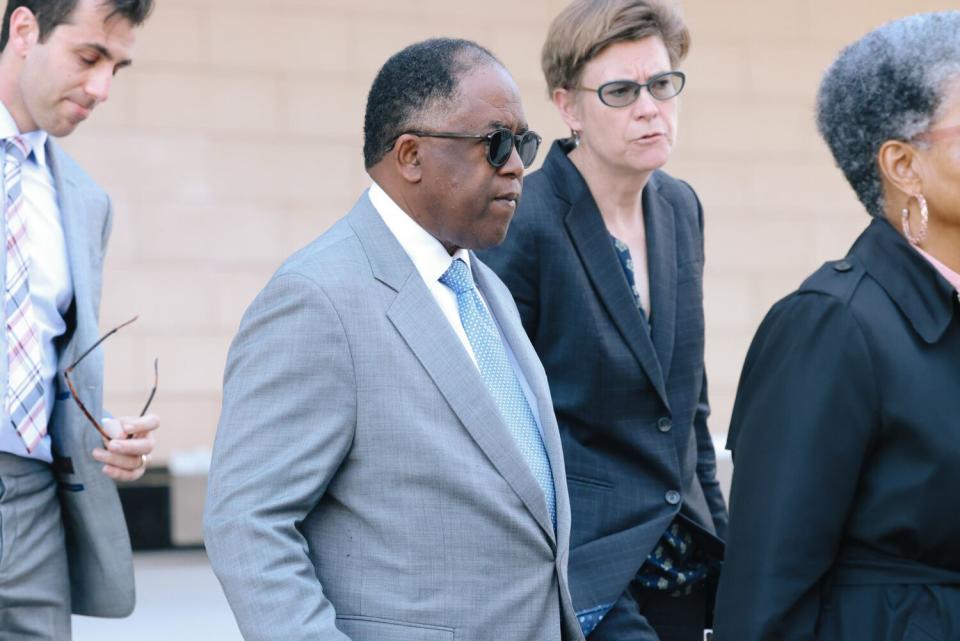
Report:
0,140,134,617
204,193,583,641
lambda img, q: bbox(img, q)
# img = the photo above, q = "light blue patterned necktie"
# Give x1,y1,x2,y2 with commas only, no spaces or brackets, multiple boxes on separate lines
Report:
440,258,556,529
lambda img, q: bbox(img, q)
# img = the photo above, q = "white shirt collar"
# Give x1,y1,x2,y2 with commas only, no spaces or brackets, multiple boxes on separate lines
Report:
368,181,472,284
0,101,50,168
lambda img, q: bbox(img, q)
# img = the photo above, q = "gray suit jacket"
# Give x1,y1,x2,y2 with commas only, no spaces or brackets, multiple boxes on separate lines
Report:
204,193,583,641
0,140,134,616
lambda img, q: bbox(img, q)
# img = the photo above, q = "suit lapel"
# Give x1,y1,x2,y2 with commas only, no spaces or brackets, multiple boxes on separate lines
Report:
45,141,104,457
348,196,557,545
564,186,670,406
47,141,96,362
644,179,678,386
473,259,567,544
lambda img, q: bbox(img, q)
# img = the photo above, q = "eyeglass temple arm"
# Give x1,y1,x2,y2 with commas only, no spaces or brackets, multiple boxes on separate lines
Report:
63,316,139,441
139,358,159,417
64,315,159,438
65,357,158,441
405,130,487,140
66,315,138,371
63,368,112,441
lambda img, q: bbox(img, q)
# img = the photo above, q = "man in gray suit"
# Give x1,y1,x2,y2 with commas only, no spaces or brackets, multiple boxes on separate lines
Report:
0,1,158,639
204,39,583,641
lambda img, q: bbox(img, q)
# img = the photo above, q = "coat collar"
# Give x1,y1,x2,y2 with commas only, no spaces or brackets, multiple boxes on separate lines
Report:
853,218,957,344
542,140,676,408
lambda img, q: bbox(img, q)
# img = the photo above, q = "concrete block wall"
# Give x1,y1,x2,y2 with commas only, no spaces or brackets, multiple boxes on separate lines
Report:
671,0,957,433
56,0,957,461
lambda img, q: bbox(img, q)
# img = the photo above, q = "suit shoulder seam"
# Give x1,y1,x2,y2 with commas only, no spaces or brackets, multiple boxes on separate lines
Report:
790,288,882,419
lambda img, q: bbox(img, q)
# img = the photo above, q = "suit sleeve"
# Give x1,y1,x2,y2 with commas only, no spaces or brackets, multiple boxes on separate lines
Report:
687,188,728,536
694,371,727,538
203,272,356,641
712,293,879,641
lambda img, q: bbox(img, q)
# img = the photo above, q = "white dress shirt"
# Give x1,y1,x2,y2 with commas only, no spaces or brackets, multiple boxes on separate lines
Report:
1,103,72,463
368,182,542,427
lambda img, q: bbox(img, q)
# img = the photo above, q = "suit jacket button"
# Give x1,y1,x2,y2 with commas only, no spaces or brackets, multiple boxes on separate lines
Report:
833,260,853,272
665,490,681,505
657,417,673,433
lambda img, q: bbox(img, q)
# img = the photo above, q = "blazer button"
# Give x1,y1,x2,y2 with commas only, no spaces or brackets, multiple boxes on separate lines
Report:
665,490,681,505
657,417,673,433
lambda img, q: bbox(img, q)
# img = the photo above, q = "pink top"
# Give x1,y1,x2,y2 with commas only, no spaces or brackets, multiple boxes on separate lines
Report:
916,247,960,293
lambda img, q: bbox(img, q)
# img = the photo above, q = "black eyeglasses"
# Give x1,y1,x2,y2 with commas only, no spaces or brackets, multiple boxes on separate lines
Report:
64,316,158,441
402,128,542,168
578,71,686,108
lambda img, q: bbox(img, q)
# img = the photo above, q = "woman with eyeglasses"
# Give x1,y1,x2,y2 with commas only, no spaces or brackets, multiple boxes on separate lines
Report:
712,12,960,641
478,1,726,640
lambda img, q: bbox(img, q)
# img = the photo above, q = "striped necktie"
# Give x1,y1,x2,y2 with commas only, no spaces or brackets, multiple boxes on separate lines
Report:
440,258,556,529
4,136,47,452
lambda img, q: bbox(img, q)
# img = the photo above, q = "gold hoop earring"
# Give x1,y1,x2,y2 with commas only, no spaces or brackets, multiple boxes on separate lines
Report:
901,193,929,246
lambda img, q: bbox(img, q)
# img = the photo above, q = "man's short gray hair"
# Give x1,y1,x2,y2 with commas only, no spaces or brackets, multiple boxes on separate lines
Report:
816,11,960,218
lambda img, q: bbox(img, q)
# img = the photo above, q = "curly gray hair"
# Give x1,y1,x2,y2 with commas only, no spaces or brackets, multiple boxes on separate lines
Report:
816,11,960,218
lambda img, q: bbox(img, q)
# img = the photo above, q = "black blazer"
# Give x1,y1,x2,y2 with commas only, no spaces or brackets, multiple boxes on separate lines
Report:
714,218,960,641
480,141,727,615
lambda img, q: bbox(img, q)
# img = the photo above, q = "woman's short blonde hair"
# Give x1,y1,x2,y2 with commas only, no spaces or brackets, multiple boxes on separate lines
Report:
542,0,690,94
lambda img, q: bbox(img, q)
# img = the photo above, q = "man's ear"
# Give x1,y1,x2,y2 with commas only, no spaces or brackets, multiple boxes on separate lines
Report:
7,6,40,57
393,134,423,184
877,139,926,200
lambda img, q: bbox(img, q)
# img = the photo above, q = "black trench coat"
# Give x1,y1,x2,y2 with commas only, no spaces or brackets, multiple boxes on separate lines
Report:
713,218,960,641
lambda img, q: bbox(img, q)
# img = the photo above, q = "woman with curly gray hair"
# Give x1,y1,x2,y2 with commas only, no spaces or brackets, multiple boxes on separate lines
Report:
714,11,960,641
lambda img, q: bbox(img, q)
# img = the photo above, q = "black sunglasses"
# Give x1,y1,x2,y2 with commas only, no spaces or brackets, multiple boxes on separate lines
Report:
577,71,686,108
402,128,542,168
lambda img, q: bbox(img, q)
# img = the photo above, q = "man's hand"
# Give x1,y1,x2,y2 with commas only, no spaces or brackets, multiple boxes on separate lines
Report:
92,414,160,482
